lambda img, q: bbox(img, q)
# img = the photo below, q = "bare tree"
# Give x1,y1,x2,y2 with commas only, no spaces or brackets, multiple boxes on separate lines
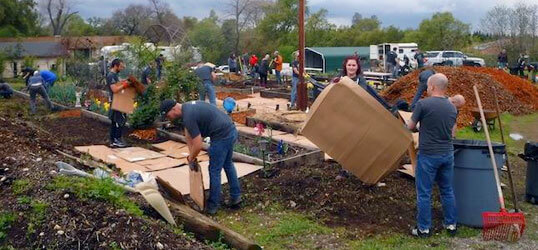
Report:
480,5,511,37
226,0,269,54
42,0,79,35
110,4,152,36
147,0,168,25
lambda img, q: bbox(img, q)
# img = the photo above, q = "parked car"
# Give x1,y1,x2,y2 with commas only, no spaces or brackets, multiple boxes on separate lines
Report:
424,51,485,67
217,65,230,73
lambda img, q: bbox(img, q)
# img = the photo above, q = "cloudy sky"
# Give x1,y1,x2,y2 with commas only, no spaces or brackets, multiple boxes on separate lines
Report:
75,0,529,30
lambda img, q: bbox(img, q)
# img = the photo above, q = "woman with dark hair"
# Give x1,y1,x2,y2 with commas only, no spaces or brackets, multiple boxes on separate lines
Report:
332,56,392,110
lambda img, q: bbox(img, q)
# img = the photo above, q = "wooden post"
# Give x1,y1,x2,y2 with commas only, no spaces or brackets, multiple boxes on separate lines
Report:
297,0,307,111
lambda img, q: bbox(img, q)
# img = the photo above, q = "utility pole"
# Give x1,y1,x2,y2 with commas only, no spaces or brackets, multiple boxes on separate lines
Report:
297,0,307,111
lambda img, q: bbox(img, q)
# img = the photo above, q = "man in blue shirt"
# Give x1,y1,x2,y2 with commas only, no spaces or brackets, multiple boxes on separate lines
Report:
39,70,57,92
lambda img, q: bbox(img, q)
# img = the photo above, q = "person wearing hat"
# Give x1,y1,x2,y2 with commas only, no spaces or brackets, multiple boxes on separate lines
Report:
27,71,55,114
160,99,242,215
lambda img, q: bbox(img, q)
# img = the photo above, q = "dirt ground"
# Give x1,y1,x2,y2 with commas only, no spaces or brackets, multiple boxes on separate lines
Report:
0,98,212,249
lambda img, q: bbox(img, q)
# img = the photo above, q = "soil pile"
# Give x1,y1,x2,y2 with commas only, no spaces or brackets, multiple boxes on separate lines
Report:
382,67,538,127
130,128,157,141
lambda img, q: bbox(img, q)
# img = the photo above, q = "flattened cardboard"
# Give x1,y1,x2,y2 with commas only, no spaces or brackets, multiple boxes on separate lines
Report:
138,157,186,171
111,87,136,114
397,111,418,170
74,145,149,172
189,166,205,210
114,147,165,162
301,77,412,184
152,141,187,152
152,162,262,195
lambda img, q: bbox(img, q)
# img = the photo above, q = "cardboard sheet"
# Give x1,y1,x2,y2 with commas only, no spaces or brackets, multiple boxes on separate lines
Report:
152,141,187,152
153,162,262,195
301,77,413,184
138,157,186,171
74,145,149,172
111,87,137,114
190,166,205,210
114,147,165,162
397,111,418,171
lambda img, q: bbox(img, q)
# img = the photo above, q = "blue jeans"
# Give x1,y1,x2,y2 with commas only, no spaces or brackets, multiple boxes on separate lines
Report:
410,83,428,110
391,63,399,78
416,153,457,231
291,76,298,107
207,129,241,209
275,70,281,84
199,82,216,105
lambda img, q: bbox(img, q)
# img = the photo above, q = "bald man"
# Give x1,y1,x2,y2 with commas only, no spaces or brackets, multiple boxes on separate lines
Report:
407,73,458,238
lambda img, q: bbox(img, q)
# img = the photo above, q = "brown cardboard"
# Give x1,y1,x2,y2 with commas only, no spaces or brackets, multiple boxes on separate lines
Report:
301,76,413,184
138,157,186,171
190,165,205,210
397,111,418,171
114,147,165,162
152,141,187,152
111,87,137,114
74,145,149,172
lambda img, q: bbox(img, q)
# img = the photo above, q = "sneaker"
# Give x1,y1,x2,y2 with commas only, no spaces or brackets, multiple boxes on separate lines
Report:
227,197,242,209
110,139,128,148
445,224,457,237
411,226,431,238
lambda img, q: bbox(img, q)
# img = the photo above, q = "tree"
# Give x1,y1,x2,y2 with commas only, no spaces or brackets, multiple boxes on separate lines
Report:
64,14,96,36
0,0,41,37
42,0,79,35
110,4,152,36
226,0,257,54
351,12,362,26
480,5,511,37
188,17,226,63
415,12,470,50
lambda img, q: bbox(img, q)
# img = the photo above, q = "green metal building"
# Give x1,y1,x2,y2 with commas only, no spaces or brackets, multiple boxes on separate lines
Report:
305,47,370,73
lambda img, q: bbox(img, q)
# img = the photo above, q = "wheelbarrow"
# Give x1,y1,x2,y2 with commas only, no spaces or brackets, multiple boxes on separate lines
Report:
471,107,497,132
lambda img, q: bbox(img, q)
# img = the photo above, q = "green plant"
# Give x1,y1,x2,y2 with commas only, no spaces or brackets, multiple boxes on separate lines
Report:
129,84,159,129
46,176,143,216
26,201,48,235
22,56,36,68
205,233,230,250
12,179,30,195
48,81,77,105
0,212,16,241
17,196,31,205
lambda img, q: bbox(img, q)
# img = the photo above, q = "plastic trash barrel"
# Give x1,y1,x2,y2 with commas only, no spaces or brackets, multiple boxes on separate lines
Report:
452,139,505,227
520,142,538,204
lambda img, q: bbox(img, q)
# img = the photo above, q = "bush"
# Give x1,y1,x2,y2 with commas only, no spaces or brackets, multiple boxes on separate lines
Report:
48,82,77,105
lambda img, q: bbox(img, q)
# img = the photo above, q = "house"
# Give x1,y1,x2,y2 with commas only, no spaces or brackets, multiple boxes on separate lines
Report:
305,47,371,73
0,36,129,78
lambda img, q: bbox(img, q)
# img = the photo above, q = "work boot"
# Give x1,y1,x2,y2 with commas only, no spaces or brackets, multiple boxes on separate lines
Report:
205,206,218,215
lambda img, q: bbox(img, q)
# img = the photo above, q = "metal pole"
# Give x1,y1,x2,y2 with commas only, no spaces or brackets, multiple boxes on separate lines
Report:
297,0,307,111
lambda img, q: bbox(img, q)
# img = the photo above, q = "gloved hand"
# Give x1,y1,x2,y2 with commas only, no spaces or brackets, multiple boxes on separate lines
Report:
188,158,200,171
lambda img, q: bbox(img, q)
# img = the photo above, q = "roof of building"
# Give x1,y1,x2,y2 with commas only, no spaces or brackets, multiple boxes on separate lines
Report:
307,47,370,57
0,41,67,58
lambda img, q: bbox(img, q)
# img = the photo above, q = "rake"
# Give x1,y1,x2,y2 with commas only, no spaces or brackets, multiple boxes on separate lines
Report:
473,85,525,241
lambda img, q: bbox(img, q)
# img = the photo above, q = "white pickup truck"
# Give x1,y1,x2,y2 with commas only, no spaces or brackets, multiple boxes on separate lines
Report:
424,51,485,67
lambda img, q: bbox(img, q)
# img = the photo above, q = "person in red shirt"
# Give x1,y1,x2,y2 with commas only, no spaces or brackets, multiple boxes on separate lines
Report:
249,54,259,80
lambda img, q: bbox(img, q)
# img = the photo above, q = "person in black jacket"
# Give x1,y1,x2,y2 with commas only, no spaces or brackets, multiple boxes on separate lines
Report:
258,54,270,87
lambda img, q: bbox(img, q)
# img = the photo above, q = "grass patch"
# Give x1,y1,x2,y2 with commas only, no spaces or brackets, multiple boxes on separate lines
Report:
348,233,451,250
216,205,332,249
26,201,48,235
12,179,31,195
46,176,143,216
0,212,16,241
16,196,32,205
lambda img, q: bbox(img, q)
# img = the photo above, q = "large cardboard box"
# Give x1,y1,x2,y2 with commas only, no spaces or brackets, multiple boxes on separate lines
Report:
111,87,136,114
301,77,412,184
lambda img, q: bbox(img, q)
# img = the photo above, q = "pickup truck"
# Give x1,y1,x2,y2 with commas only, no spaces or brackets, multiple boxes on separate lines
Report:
424,51,485,67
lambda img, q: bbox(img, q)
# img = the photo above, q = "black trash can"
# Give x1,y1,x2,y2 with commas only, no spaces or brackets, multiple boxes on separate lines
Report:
520,142,538,204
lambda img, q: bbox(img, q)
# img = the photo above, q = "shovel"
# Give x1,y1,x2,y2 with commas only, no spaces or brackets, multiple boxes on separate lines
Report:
473,85,525,241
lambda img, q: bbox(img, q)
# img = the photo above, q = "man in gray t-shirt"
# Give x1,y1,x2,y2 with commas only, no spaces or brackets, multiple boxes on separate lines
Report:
407,73,458,237
160,99,241,215
195,63,217,105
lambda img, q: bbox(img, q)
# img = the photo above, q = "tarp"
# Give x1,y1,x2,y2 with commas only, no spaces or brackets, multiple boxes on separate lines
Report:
301,76,412,184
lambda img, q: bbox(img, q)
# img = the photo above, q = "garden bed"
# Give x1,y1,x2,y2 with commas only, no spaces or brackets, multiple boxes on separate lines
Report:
259,88,291,99
161,126,323,169
216,91,251,100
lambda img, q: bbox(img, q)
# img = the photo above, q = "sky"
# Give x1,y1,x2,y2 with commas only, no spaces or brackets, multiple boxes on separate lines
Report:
75,0,530,30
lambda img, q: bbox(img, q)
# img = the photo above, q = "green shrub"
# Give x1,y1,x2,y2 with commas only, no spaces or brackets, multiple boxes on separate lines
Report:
48,82,77,105
0,212,16,241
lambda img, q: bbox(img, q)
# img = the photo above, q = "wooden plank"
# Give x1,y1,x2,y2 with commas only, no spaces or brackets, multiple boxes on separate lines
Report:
190,165,205,211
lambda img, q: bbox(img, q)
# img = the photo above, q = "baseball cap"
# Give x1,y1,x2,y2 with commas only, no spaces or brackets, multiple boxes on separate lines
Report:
160,99,177,119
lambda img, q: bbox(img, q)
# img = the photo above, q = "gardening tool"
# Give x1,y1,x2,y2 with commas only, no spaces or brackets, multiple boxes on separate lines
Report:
492,87,519,212
473,85,525,241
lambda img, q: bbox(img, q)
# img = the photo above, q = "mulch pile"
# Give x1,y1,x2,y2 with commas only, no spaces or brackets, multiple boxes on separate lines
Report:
229,109,256,124
57,109,81,118
382,66,538,127
129,128,158,141
216,92,251,100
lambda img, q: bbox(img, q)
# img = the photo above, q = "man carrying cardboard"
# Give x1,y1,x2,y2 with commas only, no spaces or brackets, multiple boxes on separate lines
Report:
106,59,131,148
406,73,458,238
160,99,242,215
